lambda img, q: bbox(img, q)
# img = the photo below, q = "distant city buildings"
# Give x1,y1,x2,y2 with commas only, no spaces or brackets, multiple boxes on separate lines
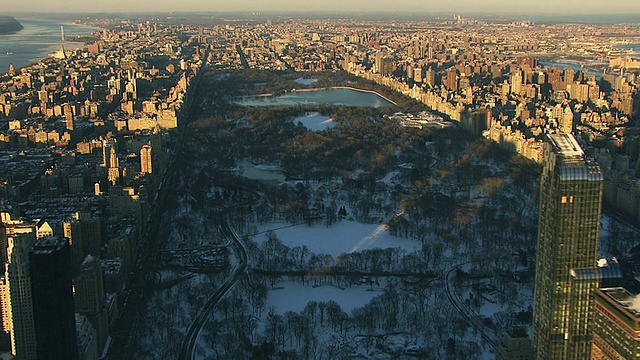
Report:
0,12,638,359
0,16,203,359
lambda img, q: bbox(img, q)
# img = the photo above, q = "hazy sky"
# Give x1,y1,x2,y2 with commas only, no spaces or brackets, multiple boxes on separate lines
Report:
4,0,640,14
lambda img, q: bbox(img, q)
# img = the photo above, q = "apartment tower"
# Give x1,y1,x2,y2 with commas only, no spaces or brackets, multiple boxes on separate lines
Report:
532,133,604,359
1,231,37,360
140,144,153,174
75,254,109,353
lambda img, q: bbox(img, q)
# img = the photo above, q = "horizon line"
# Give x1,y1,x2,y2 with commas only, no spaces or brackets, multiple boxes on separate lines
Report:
5,10,640,16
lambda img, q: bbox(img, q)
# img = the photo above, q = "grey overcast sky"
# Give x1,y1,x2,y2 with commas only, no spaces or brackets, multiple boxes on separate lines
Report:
4,0,640,14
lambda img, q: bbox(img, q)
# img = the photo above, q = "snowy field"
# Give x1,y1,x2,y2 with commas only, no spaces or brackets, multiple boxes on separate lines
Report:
253,220,420,257
293,112,335,131
294,78,318,85
237,159,286,182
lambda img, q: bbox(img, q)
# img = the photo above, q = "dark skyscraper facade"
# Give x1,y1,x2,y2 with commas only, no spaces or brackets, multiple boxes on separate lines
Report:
75,254,108,354
532,134,604,359
29,236,79,360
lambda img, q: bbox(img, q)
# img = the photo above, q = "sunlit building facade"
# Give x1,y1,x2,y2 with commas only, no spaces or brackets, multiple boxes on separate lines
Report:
140,144,153,174
533,134,604,359
591,287,640,360
1,230,37,360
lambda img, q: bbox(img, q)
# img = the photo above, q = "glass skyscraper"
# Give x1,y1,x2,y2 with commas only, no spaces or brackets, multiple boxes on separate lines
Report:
532,134,604,359
29,236,78,360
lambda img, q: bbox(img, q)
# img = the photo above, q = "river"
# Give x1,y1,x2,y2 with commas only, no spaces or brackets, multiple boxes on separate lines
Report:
0,18,99,74
613,43,640,57
538,60,604,80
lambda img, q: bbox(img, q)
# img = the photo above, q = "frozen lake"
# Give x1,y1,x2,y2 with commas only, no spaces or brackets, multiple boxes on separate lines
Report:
293,111,335,131
253,221,420,258
236,88,396,108
238,159,286,183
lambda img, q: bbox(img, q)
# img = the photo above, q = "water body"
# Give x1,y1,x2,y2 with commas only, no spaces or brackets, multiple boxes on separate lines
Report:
538,60,604,81
0,18,98,74
615,44,640,51
613,43,640,58
237,159,286,184
236,88,396,108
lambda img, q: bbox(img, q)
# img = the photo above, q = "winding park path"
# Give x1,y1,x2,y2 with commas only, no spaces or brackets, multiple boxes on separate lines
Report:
178,221,248,360
178,188,260,360
444,261,499,349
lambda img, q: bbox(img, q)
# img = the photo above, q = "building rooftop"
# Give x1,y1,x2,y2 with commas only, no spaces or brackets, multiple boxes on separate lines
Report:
599,287,640,319
547,133,603,182
571,258,623,282
31,235,67,255
549,133,584,158
101,258,122,275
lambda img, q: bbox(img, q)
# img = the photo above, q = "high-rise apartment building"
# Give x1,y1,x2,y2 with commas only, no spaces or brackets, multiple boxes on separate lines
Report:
75,255,108,353
75,313,99,360
151,123,163,153
29,236,79,360
444,67,458,91
64,210,103,272
532,134,604,359
563,67,575,89
425,67,436,87
140,144,153,174
559,106,574,135
1,230,37,360
373,50,386,74
102,138,120,186
411,66,422,83
64,103,75,131
510,70,523,95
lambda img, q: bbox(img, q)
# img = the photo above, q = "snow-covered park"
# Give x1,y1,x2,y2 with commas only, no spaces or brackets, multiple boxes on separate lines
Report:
253,220,419,257
293,111,335,131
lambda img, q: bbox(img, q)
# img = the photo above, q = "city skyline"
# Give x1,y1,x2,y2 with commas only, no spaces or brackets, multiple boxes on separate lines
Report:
1,7,640,358
3,0,640,15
